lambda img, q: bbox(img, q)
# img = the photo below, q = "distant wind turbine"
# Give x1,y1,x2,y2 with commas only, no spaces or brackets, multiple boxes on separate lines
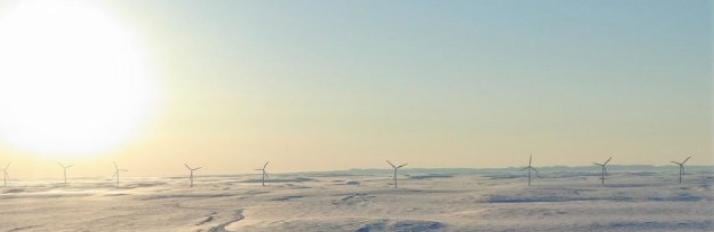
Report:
671,156,692,184
386,160,407,188
112,162,127,186
522,155,539,186
58,162,73,185
2,162,11,187
593,157,612,185
184,164,201,187
255,162,269,187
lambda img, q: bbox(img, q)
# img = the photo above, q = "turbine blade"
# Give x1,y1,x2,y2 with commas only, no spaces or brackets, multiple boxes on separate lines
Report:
682,156,691,164
66,165,73,168
532,167,540,177
184,164,191,170
386,160,396,168
593,162,602,166
529,155,532,166
603,157,612,165
263,162,270,169
4,162,11,170
194,167,202,170
671,161,681,165
398,163,408,168
113,162,118,169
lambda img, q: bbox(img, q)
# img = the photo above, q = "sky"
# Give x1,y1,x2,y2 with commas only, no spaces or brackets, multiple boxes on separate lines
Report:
0,0,711,178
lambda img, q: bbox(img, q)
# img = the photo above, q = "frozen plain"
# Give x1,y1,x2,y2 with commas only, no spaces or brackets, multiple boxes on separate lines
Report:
0,166,712,232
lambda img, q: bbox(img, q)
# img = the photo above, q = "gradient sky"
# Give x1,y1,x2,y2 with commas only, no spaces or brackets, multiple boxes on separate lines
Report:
0,0,711,178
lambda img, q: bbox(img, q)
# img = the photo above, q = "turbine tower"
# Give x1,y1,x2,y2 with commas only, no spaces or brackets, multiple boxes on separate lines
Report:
112,162,127,186
184,164,201,187
2,162,11,187
671,156,692,184
522,155,539,186
593,157,612,185
58,162,73,185
256,162,269,187
386,160,407,188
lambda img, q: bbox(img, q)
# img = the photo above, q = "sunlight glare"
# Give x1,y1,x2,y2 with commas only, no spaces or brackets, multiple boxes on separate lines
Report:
0,1,158,158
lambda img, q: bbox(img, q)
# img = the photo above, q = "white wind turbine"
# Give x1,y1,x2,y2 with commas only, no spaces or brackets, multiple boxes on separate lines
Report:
593,157,612,185
184,164,201,187
386,160,407,188
2,162,11,187
58,162,73,185
522,155,539,186
112,162,127,186
256,162,269,187
671,156,692,184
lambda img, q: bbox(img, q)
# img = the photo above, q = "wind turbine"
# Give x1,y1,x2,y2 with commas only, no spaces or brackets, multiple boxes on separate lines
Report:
593,157,612,185
522,155,539,186
58,162,73,185
112,162,127,186
2,162,11,187
671,156,692,184
184,164,201,187
256,162,269,187
386,160,407,188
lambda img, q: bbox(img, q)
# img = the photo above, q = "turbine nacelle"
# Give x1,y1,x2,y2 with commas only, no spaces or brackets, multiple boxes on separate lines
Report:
257,161,270,186
58,162,73,169
672,156,692,184
594,156,613,185
57,162,73,185
184,163,201,187
523,155,540,186
386,160,408,169
112,162,127,177
671,156,691,167
184,164,202,171
386,160,407,188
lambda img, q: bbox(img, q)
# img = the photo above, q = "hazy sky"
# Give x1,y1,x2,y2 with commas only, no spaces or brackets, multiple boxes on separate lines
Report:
0,0,711,178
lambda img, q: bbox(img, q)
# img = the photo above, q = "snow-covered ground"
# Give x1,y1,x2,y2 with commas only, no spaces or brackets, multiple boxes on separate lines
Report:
1,166,712,231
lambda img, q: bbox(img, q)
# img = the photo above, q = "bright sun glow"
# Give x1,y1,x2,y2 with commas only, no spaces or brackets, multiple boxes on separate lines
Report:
0,1,157,158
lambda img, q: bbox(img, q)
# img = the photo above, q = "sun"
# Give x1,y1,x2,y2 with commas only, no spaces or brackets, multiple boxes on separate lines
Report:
0,1,158,158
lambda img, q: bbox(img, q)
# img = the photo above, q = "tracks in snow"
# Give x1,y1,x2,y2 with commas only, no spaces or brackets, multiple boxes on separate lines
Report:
207,209,245,232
